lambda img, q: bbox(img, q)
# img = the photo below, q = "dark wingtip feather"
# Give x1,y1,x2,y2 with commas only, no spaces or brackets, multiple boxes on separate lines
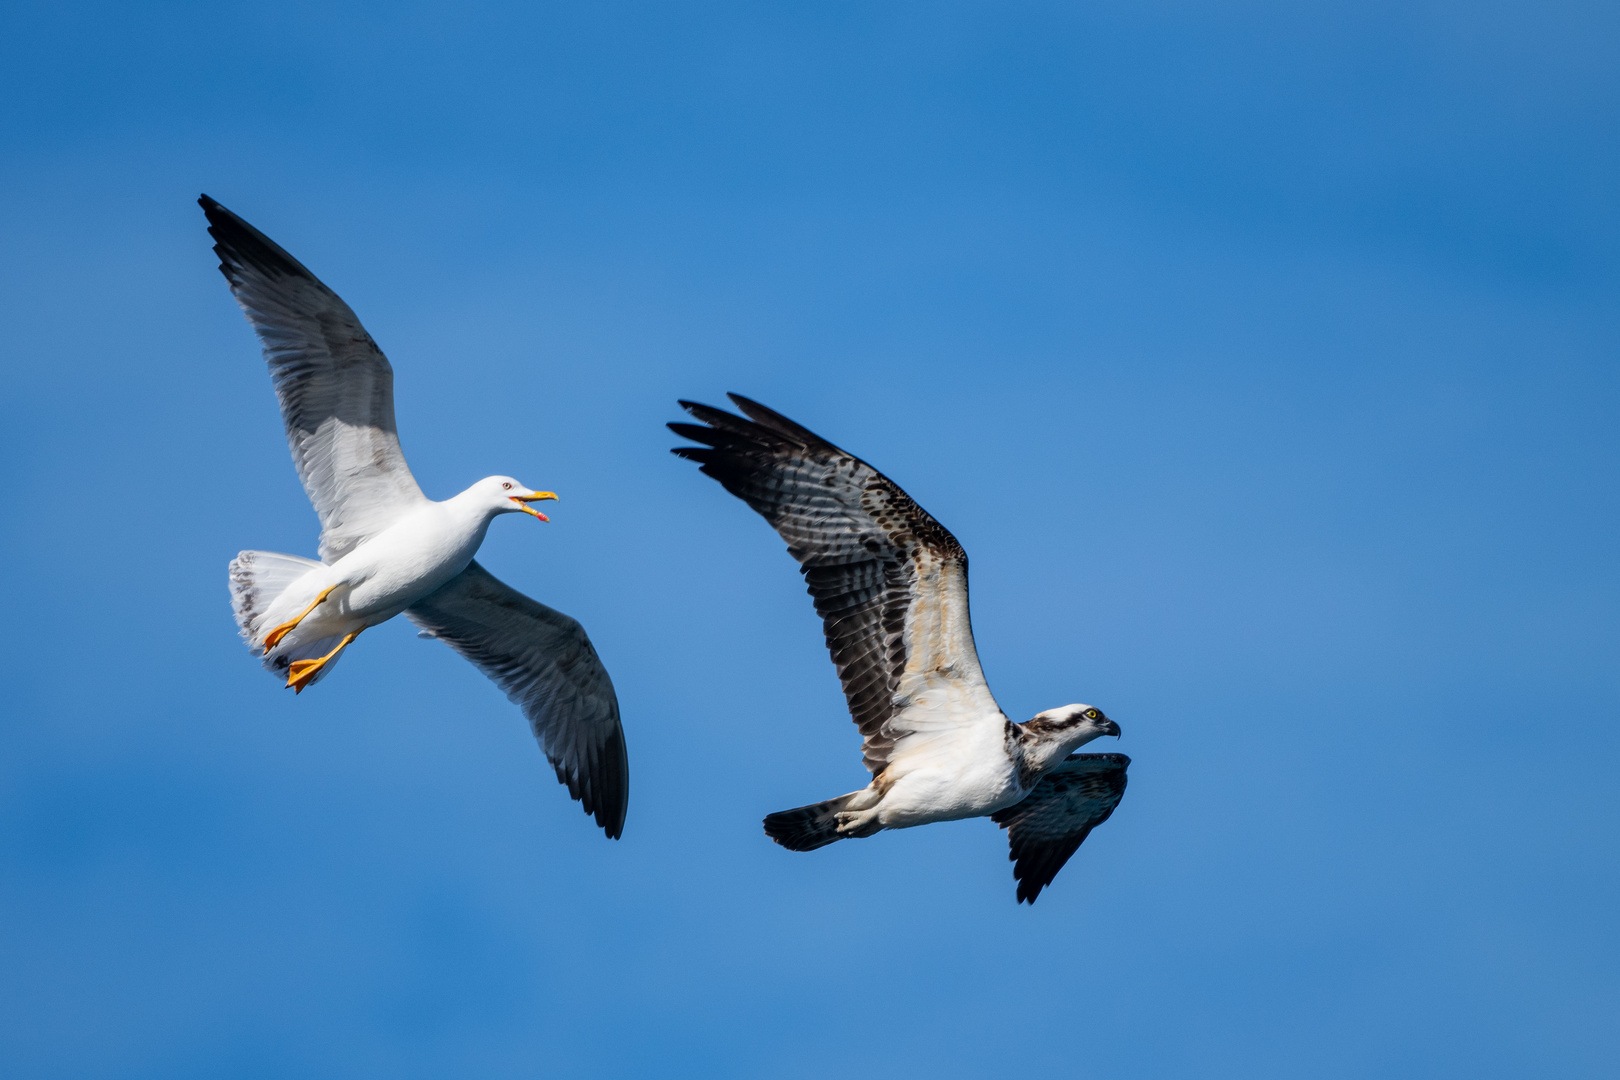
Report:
552,717,628,840
725,393,821,445
667,421,726,446
1010,840,1077,904
680,399,764,435
582,723,629,840
669,400,778,463
599,723,629,839
198,195,321,285
670,447,715,463
675,399,740,426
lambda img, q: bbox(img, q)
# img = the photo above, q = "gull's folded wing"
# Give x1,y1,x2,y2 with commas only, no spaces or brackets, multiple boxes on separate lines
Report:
991,753,1129,904
406,561,629,838
670,395,1001,776
201,195,429,563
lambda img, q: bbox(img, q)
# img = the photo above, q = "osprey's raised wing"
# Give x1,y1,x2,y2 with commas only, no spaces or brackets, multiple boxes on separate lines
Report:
202,195,429,564
670,395,1001,775
992,753,1129,904
407,561,629,838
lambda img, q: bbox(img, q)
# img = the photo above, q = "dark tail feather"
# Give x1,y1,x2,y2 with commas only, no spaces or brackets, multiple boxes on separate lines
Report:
763,794,856,852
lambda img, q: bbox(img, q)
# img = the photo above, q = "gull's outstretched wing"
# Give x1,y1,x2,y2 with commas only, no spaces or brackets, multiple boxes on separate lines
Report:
406,561,629,838
201,195,429,563
991,753,1129,904
670,394,1001,776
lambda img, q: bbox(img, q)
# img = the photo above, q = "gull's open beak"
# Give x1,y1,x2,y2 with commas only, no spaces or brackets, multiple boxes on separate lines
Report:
510,491,558,522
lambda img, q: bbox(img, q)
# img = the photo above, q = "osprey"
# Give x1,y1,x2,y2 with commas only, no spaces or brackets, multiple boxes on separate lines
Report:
671,395,1129,902
205,195,628,838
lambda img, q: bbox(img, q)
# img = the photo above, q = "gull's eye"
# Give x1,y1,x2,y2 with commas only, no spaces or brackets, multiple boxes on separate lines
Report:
502,482,513,490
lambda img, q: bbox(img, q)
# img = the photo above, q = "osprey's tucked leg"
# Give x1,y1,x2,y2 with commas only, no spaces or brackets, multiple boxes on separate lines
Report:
285,628,362,694
762,791,856,850
263,585,338,652
834,808,884,838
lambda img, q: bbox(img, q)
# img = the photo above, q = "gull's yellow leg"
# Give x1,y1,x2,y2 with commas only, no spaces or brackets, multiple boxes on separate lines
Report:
262,585,338,653
285,628,363,695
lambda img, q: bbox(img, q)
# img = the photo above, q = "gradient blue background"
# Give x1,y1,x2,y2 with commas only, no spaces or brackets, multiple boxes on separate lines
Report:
3,2,1618,1077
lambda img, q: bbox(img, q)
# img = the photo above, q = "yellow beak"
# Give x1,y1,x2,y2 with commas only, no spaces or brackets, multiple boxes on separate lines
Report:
510,491,558,521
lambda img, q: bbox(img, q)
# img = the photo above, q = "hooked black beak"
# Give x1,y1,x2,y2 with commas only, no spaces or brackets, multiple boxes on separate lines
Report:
1103,720,1122,738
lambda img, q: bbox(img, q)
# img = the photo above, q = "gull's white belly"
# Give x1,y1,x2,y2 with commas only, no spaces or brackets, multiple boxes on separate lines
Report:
264,505,489,647
336,510,487,618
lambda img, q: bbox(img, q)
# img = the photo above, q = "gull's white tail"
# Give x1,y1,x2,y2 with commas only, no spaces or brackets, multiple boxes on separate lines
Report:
228,550,323,652
230,551,347,686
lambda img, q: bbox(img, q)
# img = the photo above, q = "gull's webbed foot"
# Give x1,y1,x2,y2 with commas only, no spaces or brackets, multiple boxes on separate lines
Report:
263,585,338,653
284,629,361,695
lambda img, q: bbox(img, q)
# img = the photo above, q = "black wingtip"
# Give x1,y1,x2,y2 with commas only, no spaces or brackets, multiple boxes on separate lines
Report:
724,392,774,419
721,393,826,447
595,723,630,840
669,395,825,451
198,195,320,284
197,192,239,232
554,723,627,840
1012,862,1055,905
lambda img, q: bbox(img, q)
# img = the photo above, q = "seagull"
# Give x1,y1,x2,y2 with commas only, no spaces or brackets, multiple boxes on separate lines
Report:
204,195,628,838
670,395,1128,901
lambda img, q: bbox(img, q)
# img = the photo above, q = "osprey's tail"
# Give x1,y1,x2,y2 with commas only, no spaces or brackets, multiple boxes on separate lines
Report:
763,792,865,851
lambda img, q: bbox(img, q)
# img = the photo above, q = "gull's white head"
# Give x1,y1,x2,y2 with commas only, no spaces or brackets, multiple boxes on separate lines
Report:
475,475,559,521
1027,704,1121,751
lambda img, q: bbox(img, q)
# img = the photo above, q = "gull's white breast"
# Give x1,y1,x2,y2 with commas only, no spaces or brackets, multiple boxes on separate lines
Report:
334,501,492,617
259,500,493,650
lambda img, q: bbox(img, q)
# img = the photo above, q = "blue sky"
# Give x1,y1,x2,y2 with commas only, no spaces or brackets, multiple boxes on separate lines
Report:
2,2,1618,1077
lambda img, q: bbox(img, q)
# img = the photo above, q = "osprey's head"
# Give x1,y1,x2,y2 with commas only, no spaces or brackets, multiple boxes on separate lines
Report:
1027,704,1121,749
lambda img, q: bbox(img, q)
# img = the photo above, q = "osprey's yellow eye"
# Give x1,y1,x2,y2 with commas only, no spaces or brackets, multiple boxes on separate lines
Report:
1085,709,1100,720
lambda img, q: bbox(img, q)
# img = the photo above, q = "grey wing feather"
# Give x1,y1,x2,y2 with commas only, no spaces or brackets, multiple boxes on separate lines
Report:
992,753,1129,904
201,195,428,563
670,394,997,775
406,561,629,838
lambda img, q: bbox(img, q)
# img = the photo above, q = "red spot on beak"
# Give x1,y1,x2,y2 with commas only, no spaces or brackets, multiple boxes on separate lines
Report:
510,496,551,522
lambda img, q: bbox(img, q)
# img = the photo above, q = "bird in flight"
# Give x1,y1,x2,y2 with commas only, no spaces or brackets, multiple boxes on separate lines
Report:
204,195,628,838
671,395,1128,901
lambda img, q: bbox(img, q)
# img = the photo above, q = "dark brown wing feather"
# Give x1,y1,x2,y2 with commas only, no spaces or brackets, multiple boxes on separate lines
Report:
992,753,1129,904
406,561,629,838
670,395,994,775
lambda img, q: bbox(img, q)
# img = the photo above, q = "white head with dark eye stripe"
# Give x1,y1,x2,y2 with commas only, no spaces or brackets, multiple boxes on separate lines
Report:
1026,704,1121,747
